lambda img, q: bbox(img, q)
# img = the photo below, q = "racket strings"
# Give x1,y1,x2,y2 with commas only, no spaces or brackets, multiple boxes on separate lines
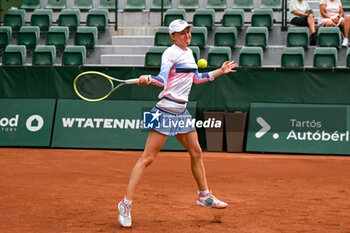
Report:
75,74,113,100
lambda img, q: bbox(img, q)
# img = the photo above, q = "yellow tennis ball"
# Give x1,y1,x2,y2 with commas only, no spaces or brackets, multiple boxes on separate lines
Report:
198,59,207,68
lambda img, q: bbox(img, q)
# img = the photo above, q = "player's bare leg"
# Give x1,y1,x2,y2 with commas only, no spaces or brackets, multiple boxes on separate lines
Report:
118,130,168,227
176,130,208,190
126,130,168,200
176,131,227,209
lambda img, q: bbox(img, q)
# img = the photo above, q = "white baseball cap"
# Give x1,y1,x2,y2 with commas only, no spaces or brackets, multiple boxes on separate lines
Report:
168,19,193,34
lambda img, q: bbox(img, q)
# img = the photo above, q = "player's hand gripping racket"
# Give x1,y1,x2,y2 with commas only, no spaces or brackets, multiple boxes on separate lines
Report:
73,71,150,102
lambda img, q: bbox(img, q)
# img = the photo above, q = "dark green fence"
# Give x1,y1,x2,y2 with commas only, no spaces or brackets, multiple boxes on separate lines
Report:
1,66,350,108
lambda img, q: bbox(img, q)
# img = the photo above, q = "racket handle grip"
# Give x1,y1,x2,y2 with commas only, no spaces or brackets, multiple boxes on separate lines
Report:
125,75,152,85
125,78,140,84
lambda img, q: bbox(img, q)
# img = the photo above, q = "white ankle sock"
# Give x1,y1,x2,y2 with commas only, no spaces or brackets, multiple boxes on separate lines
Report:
199,190,210,196
123,197,132,205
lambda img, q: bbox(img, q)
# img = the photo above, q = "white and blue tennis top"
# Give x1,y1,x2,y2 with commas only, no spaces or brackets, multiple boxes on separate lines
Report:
151,44,214,114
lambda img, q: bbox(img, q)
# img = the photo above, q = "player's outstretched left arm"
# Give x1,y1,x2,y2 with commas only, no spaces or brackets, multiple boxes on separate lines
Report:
212,61,238,79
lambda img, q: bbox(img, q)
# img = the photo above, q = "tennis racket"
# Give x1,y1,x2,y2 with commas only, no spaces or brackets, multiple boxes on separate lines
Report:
73,71,150,102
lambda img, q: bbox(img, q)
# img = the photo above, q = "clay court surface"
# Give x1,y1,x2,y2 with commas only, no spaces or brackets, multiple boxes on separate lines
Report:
1,148,350,233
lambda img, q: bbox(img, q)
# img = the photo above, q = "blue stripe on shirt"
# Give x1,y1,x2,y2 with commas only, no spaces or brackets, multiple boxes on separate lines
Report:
175,68,197,73
194,70,210,80
151,63,173,85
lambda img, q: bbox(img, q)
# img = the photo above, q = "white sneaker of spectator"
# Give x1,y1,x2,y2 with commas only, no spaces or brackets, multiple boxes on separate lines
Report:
342,38,349,47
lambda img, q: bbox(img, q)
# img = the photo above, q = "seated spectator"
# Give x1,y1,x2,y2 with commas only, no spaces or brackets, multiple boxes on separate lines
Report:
290,0,317,45
319,0,350,46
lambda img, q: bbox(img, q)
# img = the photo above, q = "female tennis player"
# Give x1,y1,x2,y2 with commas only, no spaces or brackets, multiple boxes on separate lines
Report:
118,19,238,228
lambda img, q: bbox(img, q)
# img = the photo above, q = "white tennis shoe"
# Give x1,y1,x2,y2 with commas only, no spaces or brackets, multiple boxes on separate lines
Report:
342,38,349,47
197,192,228,209
118,200,132,228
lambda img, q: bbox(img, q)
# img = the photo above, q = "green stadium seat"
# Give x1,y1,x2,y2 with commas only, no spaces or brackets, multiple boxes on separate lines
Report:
124,0,146,11
0,27,12,50
179,0,199,11
188,46,200,61
151,0,172,11
58,9,81,32
245,26,269,49
62,46,86,66
99,0,116,10
3,45,27,65
251,9,274,30
239,46,263,67
31,9,53,32
207,0,227,11
21,0,41,10
154,27,173,46
318,27,341,48
87,9,109,32
341,0,350,10
75,27,98,49
46,0,67,11
145,46,167,66
4,9,26,32
190,27,208,50
193,9,215,31
346,48,350,67
215,27,237,48
313,47,337,68
33,45,57,66
281,47,305,68
222,9,244,30
46,26,69,50
287,27,309,49
17,26,40,50
164,9,187,26
73,0,93,11
261,0,282,11
232,0,253,11
208,47,232,67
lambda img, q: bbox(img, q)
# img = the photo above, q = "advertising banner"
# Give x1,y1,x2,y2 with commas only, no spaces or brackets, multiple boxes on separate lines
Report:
51,100,198,150
0,99,56,146
246,102,350,155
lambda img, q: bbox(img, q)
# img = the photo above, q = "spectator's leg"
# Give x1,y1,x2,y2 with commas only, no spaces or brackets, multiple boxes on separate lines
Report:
344,15,350,38
323,20,334,27
341,17,349,47
308,14,316,34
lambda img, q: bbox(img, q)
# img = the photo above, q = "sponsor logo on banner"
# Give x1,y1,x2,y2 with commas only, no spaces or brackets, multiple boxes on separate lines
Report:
26,115,44,132
61,117,143,129
0,114,44,132
51,100,198,150
0,99,55,147
246,102,350,155
255,117,271,138
0,115,19,132
59,114,222,130
253,116,350,142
